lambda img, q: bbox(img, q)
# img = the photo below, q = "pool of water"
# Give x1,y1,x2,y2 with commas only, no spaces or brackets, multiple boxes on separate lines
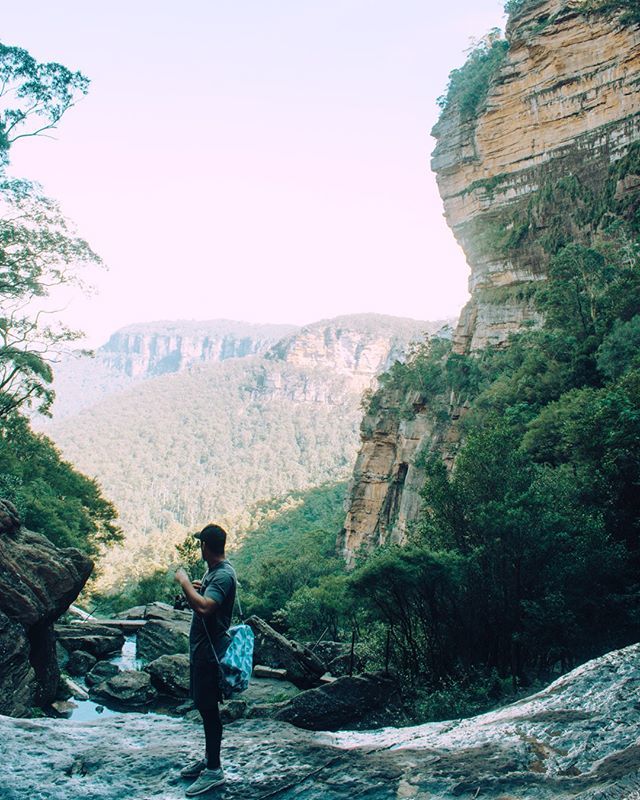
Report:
66,634,172,721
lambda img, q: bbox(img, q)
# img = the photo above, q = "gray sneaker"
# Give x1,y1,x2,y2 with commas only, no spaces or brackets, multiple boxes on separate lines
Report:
179,758,206,779
185,767,225,796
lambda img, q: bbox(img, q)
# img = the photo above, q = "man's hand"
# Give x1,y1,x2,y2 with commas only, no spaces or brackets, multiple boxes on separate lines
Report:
174,566,189,586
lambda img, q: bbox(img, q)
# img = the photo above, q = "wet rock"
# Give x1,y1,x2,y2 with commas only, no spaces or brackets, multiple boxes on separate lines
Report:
55,623,125,659
90,669,158,709
144,654,190,698
3,643,640,798
275,673,398,731
0,504,93,716
50,699,77,718
60,676,89,701
85,661,120,687
246,615,327,688
136,619,189,661
66,650,97,676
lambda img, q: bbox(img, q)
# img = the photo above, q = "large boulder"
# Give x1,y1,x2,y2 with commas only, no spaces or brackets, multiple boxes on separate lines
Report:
275,673,398,730
0,500,93,716
136,619,190,661
144,654,190,697
90,670,157,708
246,616,327,688
54,623,125,659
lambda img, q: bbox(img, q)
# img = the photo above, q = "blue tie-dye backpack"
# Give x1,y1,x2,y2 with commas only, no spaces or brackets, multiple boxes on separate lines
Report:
204,588,254,699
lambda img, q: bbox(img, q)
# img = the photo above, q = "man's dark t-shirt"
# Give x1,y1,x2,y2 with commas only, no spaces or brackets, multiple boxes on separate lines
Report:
189,560,237,663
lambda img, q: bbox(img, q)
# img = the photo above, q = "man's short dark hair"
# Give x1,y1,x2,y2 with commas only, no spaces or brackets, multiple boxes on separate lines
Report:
195,523,227,555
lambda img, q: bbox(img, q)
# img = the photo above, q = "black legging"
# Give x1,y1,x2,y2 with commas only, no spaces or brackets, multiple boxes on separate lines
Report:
200,705,222,770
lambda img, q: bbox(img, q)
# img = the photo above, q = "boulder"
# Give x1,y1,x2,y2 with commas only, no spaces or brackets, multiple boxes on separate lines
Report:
144,654,190,698
136,619,189,661
0,500,93,716
65,650,97,676
50,700,77,718
246,616,327,688
116,601,191,624
85,661,120,687
55,623,125,659
90,670,158,708
275,673,398,731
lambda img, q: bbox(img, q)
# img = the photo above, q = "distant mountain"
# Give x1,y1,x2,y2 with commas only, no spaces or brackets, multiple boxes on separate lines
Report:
41,314,453,594
49,319,298,418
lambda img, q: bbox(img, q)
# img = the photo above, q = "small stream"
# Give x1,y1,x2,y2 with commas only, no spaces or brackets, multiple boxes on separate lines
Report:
67,635,160,722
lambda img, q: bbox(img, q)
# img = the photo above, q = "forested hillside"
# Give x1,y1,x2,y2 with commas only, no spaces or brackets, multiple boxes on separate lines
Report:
45,314,445,595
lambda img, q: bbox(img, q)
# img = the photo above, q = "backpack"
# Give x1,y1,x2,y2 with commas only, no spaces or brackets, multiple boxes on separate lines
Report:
203,582,254,700
214,623,254,699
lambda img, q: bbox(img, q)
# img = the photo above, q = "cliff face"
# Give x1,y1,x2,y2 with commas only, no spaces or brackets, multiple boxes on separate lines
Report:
266,315,447,393
49,315,442,420
341,0,640,564
0,501,92,716
101,320,297,378
433,0,640,352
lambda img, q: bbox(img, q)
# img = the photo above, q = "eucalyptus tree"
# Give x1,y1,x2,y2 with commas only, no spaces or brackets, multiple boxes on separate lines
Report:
0,42,100,418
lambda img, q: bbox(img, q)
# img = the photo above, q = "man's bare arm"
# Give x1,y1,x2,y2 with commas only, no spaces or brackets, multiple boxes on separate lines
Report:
174,568,218,617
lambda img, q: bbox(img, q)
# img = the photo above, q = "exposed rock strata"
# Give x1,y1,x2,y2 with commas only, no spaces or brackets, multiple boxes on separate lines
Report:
0,500,93,716
341,0,640,561
2,642,639,799
434,0,640,352
101,320,296,378
266,315,447,393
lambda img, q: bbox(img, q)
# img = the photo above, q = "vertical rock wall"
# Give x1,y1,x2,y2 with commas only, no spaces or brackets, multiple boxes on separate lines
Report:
341,0,640,563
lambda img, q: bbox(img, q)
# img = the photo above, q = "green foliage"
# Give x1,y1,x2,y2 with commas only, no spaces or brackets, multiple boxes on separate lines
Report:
504,0,529,14
354,222,640,691
232,482,349,630
0,179,101,417
0,413,120,553
596,315,640,380
48,358,364,594
580,0,640,25
437,31,509,120
365,335,484,424
0,43,89,166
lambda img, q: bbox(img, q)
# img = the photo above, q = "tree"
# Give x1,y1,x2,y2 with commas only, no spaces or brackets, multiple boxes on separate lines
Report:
0,43,89,166
0,44,99,418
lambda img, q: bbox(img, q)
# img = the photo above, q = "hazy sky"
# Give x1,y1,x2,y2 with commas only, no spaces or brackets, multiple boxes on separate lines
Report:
3,1,507,346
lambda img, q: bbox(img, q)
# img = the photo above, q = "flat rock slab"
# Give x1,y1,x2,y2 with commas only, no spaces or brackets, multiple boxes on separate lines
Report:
2,644,640,799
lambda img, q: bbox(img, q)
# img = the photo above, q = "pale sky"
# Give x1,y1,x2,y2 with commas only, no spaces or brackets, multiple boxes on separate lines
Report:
3,1,507,347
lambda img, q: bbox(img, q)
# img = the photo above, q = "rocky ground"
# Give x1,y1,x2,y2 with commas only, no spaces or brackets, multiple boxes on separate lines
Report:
2,643,640,800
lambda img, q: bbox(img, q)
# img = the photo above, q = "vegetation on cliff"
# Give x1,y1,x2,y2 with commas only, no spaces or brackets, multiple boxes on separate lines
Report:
436,30,508,121
355,221,640,693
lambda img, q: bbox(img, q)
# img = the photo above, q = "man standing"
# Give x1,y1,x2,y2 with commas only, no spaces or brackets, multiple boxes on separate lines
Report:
174,523,237,796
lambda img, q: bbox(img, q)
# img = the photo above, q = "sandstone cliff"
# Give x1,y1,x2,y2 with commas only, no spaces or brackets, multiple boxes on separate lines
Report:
266,314,449,393
101,319,296,378
341,0,640,563
0,500,92,716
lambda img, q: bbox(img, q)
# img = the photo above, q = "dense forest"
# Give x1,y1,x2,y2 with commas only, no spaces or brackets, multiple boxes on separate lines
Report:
67,358,362,595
